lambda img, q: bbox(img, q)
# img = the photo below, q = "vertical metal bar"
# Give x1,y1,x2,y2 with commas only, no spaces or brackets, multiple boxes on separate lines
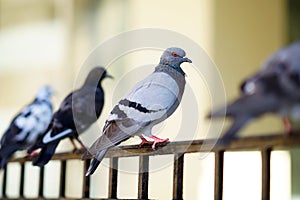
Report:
38,166,44,198
173,153,184,200
214,151,224,200
108,157,118,199
2,166,7,198
261,148,271,200
138,155,149,200
82,159,90,198
287,0,300,43
19,162,25,198
59,160,66,198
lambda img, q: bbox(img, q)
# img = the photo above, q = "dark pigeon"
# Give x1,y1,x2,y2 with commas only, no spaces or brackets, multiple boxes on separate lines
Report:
209,41,300,144
0,86,53,168
83,47,192,176
28,67,112,166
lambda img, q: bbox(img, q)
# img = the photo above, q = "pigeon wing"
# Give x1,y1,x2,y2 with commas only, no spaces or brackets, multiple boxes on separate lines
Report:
119,72,179,123
71,87,104,132
2,99,52,145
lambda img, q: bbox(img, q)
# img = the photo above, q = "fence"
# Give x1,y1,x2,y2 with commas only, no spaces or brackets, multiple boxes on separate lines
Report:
2,134,300,200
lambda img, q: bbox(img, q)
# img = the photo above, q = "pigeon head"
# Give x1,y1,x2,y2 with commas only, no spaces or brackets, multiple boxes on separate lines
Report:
84,67,113,87
35,85,54,100
159,47,192,74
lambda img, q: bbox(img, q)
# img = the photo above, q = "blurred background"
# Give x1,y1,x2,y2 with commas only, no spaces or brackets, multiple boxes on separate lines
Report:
0,0,299,199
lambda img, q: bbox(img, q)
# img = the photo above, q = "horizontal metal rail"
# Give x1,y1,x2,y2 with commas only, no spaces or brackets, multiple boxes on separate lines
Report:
2,134,300,200
9,134,300,163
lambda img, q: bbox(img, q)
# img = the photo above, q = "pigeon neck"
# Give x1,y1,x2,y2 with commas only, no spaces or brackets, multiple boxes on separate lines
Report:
84,79,103,89
35,98,52,108
156,64,185,76
36,94,50,101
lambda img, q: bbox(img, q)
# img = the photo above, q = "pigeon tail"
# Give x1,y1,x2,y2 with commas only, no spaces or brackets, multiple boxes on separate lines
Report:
0,157,8,169
207,102,241,119
207,105,227,118
218,117,250,145
32,142,59,167
0,144,21,169
85,148,108,176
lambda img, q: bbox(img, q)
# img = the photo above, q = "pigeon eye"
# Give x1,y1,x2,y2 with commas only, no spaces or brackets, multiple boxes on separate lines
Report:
172,52,178,57
276,63,287,73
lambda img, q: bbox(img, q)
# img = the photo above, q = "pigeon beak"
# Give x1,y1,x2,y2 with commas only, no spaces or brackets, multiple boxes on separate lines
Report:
105,74,114,79
183,57,192,63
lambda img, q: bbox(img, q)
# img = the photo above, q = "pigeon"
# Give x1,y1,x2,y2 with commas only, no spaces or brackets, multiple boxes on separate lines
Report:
208,41,300,143
28,67,112,167
0,86,53,168
83,47,192,176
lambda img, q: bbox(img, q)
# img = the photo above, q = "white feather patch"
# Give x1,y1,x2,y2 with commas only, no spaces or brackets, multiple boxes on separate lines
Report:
106,113,119,121
15,102,52,143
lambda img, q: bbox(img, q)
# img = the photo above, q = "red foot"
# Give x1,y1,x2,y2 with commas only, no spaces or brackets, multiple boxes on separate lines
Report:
283,117,292,135
150,135,169,150
28,150,39,158
139,136,154,148
139,135,169,149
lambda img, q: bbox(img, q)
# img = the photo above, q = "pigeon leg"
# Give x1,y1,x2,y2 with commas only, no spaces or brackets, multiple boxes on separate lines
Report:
27,149,40,158
69,138,78,152
70,137,86,154
283,117,292,135
150,135,169,150
75,137,87,154
138,136,154,148
75,137,86,149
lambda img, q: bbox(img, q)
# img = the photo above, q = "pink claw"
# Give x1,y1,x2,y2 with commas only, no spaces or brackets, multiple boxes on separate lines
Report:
139,136,154,148
150,135,169,150
28,150,39,158
283,117,292,135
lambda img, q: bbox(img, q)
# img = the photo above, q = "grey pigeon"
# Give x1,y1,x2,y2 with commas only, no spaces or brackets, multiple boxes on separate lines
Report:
0,86,53,168
83,47,192,176
28,67,112,166
209,41,300,144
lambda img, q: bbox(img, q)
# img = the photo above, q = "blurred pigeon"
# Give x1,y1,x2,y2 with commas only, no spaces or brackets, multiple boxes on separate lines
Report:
209,41,300,143
83,47,192,176
28,67,112,166
0,86,53,168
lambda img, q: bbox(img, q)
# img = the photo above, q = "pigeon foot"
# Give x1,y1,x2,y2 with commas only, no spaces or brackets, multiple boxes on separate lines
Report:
74,147,86,154
150,135,169,150
138,136,154,148
27,150,40,158
283,117,292,135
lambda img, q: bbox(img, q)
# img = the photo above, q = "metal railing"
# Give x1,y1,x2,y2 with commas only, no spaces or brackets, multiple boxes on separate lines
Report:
2,134,300,200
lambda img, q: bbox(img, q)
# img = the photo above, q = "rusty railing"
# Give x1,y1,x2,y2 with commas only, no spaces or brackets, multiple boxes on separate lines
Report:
2,134,300,200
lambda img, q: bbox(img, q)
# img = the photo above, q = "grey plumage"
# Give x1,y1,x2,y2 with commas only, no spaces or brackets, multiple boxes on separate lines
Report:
0,86,53,168
83,47,192,176
209,41,300,143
